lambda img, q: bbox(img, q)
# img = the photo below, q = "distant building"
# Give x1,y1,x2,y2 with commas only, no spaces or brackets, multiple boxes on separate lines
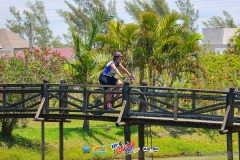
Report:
0,28,29,57
51,48,74,61
202,28,237,52
0,28,74,61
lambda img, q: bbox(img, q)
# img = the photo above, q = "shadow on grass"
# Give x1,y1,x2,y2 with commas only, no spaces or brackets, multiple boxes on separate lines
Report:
63,125,118,145
0,133,41,150
163,126,197,138
115,125,138,136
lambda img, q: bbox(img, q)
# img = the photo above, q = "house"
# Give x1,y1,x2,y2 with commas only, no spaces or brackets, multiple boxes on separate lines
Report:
51,48,74,61
202,28,237,52
0,28,74,60
0,28,29,56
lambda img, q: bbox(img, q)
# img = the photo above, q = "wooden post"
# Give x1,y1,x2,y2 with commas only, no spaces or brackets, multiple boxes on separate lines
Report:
227,88,235,126
124,125,131,160
138,124,144,160
123,82,130,116
41,121,45,160
60,121,64,160
239,132,240,160
192,91,196,109
226,88,235,160
3,86,6,108
21,86,25,108
42,79,48,114
227,132,233,160
59,79,68,114
140,81,148,112
82,85,87,113
174,89,178,120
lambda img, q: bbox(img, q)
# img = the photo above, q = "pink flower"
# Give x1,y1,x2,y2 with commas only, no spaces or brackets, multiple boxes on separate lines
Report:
16,52,25,59
0,64,3,67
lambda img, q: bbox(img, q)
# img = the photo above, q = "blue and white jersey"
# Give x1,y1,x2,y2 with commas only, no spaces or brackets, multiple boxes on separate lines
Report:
102,60,119,77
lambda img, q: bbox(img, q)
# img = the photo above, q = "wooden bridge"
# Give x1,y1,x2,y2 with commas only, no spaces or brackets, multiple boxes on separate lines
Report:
0,80,240,160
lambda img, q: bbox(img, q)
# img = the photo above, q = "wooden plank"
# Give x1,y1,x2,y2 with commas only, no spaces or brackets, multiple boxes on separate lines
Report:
34,97,45,120
116,100,126,126
220,105,231,132
174,89,178,120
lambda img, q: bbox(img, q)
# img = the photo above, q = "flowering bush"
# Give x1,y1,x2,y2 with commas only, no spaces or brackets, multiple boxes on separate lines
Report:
0,47,72,137
0,47,71,84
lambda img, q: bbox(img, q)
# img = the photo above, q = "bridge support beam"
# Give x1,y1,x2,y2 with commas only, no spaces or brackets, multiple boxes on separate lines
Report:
239,132,240,160
41,121,45,160
227,132,233,160
124,125,131,160
138,124,145,160
60,121,64,160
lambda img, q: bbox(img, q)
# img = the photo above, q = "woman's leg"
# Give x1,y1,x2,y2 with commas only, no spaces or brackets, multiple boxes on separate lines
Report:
114,79,123,97
106,88,112,108
99,74,112,109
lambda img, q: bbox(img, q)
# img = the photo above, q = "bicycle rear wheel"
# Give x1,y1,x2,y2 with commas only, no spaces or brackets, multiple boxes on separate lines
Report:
87,89,105,115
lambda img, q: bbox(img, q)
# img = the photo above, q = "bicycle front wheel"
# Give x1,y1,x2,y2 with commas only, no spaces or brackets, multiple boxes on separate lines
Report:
87,89,105,115
130,89,147,112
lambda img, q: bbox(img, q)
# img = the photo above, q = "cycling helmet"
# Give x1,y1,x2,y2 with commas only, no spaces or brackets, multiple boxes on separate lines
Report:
114,52,122,57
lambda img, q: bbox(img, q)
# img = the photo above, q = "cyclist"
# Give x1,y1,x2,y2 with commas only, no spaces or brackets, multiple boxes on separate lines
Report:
99,52,133,110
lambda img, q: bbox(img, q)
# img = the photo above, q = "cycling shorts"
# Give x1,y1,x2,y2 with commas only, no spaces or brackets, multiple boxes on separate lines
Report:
99,74,118,90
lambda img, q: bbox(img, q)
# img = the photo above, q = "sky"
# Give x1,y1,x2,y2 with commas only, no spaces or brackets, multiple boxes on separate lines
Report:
0,0,240,41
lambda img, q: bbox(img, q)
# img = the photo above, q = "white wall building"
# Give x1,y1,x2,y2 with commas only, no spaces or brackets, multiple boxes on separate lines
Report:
202,28,237,52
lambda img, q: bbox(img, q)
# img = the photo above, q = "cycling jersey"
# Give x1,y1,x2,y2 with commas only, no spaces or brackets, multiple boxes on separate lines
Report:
101,60,119,77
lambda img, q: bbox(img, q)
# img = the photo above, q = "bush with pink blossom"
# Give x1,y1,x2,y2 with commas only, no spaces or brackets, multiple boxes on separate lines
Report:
0,47,72,84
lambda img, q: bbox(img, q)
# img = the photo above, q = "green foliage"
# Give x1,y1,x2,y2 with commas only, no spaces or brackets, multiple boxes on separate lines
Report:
198,53,240,90
0,47,70,84
0,47,71,137
202,10,237,28
68,9,113,84
125,0,170,21
95,20,139,69
175,0,199,31
57,0,116,42
226,28,240,55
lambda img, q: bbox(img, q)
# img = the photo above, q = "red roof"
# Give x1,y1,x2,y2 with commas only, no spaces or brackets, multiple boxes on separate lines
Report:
51,48,74,60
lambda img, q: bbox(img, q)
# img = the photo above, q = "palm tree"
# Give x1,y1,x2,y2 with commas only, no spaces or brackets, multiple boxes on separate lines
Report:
69,7,113,130
134,12,159,84
95,21,139,72
135,11,202,86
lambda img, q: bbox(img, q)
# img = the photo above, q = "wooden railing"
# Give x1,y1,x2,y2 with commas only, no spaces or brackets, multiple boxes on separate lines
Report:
0,80,240,132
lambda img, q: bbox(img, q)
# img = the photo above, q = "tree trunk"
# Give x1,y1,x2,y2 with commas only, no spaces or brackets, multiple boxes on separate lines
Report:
1,118,18,137
140,65,145,84
82,120,89,130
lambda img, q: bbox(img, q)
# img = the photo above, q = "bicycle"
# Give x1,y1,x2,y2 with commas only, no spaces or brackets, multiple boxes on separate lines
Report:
87,77,147,115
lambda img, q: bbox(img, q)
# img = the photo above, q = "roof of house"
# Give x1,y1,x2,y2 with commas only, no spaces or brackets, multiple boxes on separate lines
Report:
51,48,74,60
0,28,29,48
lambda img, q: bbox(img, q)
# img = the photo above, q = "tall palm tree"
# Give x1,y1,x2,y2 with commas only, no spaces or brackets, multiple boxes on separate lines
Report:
135,11,202,86
69,7,113,130
154,12,202,86
95,21,139,71
134,12,159,84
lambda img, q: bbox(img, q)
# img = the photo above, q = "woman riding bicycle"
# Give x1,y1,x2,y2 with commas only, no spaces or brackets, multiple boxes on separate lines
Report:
99,52,133,110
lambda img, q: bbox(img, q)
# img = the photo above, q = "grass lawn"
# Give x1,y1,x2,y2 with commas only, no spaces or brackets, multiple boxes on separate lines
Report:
0,119,239,160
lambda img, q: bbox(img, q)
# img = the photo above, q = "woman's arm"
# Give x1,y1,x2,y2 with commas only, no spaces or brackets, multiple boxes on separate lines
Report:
119,64,132,77
110,63,124,78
